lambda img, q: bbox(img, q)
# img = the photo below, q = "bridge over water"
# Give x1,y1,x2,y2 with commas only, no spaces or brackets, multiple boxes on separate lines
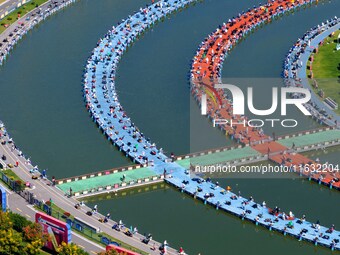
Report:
56,127,340,197
1,0,340,252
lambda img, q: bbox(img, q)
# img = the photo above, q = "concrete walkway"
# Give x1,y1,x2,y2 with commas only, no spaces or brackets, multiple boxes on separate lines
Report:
0,132,179,255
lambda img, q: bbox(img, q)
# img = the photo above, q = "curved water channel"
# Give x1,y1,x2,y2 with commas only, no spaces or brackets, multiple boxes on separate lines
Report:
0,0,339,254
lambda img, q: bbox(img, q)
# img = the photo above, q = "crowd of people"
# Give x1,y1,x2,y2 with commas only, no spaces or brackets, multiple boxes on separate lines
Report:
1,0,340,252
83,0,197,166
0,121,37,169
187,0,340,190
0,0,88,179
190,0,318,145
186,175,339,249
183,1,340,248
1,1,195,253
0,0,78,65
283,16,340,127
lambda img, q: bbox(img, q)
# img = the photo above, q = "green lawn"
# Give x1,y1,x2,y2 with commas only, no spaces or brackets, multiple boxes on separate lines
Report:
1,168,26,190
3,168,22,181
308,30,340,114
313,31,340,77
0,0,48,33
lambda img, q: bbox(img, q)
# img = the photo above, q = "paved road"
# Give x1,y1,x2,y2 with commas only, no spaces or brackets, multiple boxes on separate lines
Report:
3,187,105,254
0,135,177,254
0,0,30,20
0,0,79,63
0,0,42,55
0,0,181,254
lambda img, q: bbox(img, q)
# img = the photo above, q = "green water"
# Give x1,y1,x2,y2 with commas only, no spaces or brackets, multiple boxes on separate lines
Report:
0,0,153,178
0,0,337,176
0,0,339,254
85,147,340,255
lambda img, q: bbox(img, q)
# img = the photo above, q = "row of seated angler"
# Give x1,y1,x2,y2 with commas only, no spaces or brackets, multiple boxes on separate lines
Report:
83,0,197,165
283,16,340,126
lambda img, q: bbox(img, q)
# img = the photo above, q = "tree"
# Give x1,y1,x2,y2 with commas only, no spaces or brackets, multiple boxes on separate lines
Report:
0,211,13,230
98,249,121,255
56,242,90,255
0,211,91,255
22,223,49,255
22,223,48,242
24,240,45,255
0,228,25,254
9,211,31,232
0,211,48,255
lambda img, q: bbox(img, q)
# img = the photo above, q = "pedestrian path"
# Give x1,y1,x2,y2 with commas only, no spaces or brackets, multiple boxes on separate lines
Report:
189,0,340,190
56,145,262,196
165,170,340,251
56,127,340,197
1,0,340,252
283,17,340,125
81,0,340,245
83,0,198,168
278,129,339,148
0,0,193,254
57,167,158,194
188,146,259,166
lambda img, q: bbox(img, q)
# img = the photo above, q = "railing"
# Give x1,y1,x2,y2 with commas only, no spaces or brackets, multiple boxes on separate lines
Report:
0,174,140,252
176,126,337,160
275,126,336,140
56,164,143,185
175,144,244,161
1,168,157,254
188,154,268,168
33,200,134,252
0,171,25,192
291,138,340,153
72,174,165,197
57,127,339,185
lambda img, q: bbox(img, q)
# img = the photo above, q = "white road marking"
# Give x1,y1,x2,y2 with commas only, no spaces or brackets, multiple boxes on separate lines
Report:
72,231,105,250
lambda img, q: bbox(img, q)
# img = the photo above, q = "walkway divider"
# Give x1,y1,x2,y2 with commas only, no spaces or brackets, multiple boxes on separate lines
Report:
56,127,339,190
276,127,332,140
176,144,243,160
56,164,143,185
72,174,164,198
293,139,340,153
